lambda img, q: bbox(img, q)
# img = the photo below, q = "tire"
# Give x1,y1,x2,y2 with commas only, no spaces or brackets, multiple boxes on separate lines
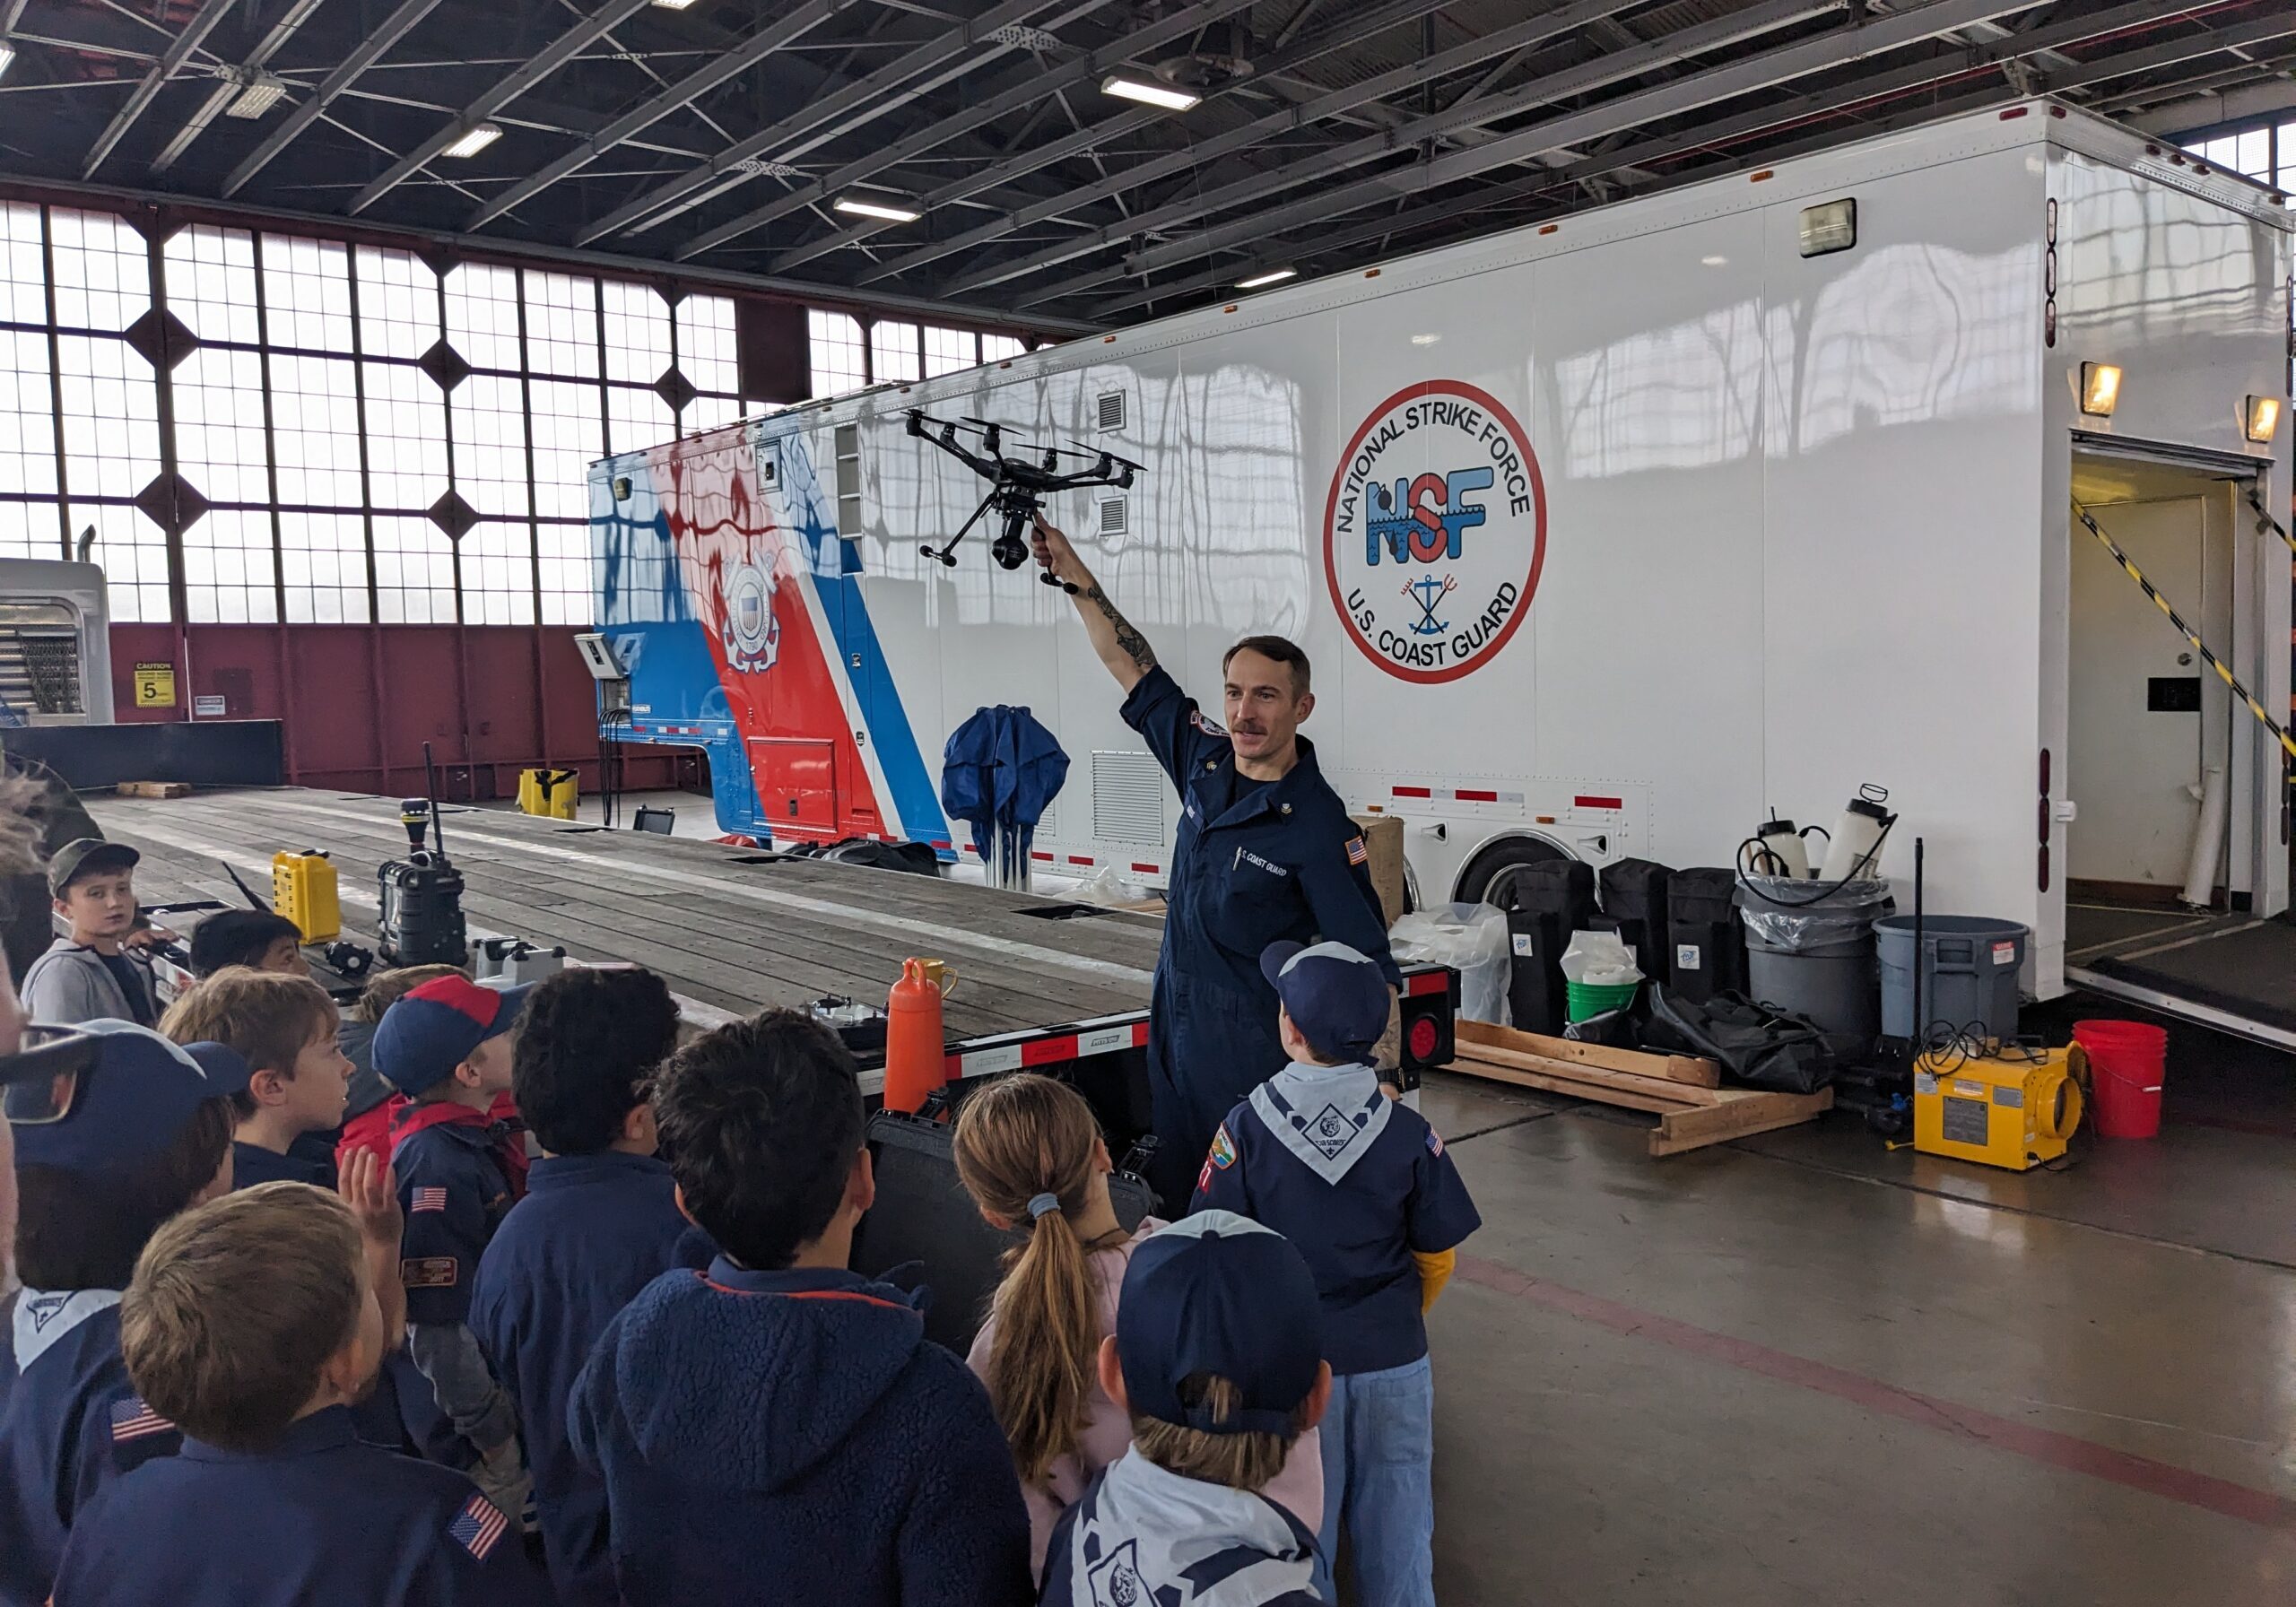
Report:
1455,834,1572,908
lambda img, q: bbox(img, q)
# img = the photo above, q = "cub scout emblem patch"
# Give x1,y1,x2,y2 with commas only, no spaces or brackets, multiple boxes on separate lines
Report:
401,1256,458,1289
1209,1124,1237,1169
1300,1103,1366,1161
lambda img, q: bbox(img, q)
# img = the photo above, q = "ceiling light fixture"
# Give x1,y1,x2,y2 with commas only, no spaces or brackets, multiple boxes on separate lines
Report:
2246,395,2283,444
223,71,287,119
443,124,501,160
833,195,922,224
2079,362,2121,417
650,0,698,8
1410,333,1441,347
1700,254,1728,266
1237,268,1296,290
0,43,15,83
1101,74,1200,112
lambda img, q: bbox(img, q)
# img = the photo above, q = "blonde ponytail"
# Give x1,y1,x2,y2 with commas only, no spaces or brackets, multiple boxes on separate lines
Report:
952,1073,1105,1483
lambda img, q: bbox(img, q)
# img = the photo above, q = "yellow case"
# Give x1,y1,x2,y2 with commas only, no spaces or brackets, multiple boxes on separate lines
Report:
1912,1043,2085,1171
272,849,341,944
517,767,579,821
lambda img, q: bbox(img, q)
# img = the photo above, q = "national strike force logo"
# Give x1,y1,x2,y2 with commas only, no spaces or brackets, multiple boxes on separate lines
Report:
1323,380,1544,684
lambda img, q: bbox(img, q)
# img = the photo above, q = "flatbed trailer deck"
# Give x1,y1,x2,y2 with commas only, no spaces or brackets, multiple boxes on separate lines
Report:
87,786,1171,1095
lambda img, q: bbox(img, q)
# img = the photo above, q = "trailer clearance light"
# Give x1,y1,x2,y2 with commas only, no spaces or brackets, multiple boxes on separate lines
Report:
1797,197,1857,257
2079,363,2121,417
833,195,922,223
1102,75,1201,112
1237,268,1296,290
443,124,501,160
2245,395,2282,444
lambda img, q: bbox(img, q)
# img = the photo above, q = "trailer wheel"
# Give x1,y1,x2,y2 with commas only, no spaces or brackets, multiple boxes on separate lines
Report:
1456,835,1571,909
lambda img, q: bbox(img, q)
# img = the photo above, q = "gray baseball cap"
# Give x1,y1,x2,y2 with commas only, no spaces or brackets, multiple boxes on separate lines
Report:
48,838,138,896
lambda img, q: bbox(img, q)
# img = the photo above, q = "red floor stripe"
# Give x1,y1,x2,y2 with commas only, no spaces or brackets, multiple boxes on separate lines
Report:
1456,1254,2296,1531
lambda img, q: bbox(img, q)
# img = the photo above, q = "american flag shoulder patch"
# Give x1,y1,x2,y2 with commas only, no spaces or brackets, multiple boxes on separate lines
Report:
448,1491,509,1562
110,1395,174,1443
411,1186,448,1212
1345,835,1370,866
1426,1127,1445,1159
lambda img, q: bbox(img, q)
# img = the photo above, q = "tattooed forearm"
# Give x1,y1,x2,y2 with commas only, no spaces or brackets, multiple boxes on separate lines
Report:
1084,584,1157,669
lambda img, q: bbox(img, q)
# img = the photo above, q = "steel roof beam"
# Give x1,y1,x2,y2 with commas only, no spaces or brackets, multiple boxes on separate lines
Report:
859,0,1653,291
1031,0,2070,311
570,0,1071,248
150,0,329,176
223,0,448,196
951,0,1844,298
674,0,1259,261
83,0,241,178
349,0,665,214
461,0,861,230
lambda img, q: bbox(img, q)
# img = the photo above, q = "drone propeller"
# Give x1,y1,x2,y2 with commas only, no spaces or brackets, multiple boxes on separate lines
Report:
1069,439,1145,473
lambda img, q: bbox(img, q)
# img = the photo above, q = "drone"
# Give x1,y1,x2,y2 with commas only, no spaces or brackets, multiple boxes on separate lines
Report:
906,409,1144,592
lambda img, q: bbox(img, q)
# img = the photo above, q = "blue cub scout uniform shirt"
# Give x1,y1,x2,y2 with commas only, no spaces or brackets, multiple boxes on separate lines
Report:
1193,1062,1482,1377
48,1404,553,1607
470,1151,709,1607
0,1290,182,1607
230,1141,331,1190
393,1122,517,1326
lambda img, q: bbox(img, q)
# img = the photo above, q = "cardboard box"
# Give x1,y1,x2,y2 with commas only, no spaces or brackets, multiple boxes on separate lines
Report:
1348,812,1407,929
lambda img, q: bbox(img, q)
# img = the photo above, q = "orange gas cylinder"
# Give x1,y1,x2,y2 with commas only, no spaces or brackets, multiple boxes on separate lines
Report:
882,957,948,1114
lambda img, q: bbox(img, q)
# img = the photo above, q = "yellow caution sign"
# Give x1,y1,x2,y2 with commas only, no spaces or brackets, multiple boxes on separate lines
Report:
132,662,176,708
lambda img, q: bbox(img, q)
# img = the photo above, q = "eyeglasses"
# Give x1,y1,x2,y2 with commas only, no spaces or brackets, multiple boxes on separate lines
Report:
0,1023,104,1125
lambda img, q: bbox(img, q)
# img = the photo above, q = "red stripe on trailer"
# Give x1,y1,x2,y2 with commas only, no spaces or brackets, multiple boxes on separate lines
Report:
1022,1036,1077,1066
1392,785,1432,798
1031,851,1055,862
1132,862,1160,873
1574,795,1624,811
1405,970,1448,997
1068,856,1095,866
929,839,952,849
1455,788,1499,803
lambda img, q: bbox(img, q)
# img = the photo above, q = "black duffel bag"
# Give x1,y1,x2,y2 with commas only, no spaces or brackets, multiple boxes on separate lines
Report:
1642,984,1836,1096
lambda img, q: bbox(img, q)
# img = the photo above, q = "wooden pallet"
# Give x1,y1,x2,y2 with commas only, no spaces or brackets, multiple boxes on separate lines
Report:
1448,1018,1831,1156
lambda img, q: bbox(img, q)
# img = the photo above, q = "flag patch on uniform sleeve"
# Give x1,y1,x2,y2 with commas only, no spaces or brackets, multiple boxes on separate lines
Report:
1209,1123,1237,1169
109,1396,174,1442
411,1186,448,1212
1427,1128,1445,1159
1346,835,1370,866
448,1491,509,1561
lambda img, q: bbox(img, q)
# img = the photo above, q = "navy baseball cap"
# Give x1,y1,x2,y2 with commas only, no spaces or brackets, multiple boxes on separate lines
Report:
1260,940,1388,1061
7,1022,252,1173
1117,1211,1323,1438
373,974,531,1095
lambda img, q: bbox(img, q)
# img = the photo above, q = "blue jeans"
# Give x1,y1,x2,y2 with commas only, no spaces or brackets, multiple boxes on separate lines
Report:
1313,1354,1436,1606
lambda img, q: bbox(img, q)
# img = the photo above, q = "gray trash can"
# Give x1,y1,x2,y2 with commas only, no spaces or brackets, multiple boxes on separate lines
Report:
1736,875,1893,1061
1875,916,2028,1041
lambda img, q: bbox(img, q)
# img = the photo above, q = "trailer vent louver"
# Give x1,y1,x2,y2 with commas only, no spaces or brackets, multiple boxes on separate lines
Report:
1098,496,1128,537
833,424,862,538
1096,391,1126,432
1092,751,1165,845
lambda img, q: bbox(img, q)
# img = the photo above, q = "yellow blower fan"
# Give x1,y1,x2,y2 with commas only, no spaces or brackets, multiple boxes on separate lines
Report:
1912,1041,2084,1171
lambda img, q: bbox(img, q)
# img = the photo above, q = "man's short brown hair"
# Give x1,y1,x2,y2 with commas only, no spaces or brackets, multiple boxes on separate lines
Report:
121,1182,365,1453
1129,1373,1310,1493
160,969,338,1119
1222,635,1310,699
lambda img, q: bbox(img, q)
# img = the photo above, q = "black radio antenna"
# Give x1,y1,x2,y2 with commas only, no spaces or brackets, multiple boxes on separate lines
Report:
422,742,446,856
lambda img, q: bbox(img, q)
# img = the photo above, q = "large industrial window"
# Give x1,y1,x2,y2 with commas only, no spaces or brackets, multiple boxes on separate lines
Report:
0,203,750,627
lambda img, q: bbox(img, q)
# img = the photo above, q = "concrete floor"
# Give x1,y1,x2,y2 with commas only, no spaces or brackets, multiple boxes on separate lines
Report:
1418,1007,2296,1604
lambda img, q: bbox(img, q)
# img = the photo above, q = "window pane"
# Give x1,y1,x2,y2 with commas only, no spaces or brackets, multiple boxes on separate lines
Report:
262,235,354,353
361,361,448,511
372,515,457,624
444,263,521,372
981,334,1025,364
538,523,592,626
172,347,269,504
809,309,865,396
527,378,602,521
279,511,370,623
675,294,737,395
2236,128,2270,180
354,246,438,360
0,204,46,327
603,281,671,384
56,334,160,495
606,384,674,456
182,508,277,623
686,394,741,434
2281,123,2296,190
870,319,919,383
269,353,361,508
0,328,57,495
448,374,530,517
524,271,599,379
48,209,148,333
0,499,61,560
80,504,170,623
459,521,534,625
923,325,977,378
162,226,260,346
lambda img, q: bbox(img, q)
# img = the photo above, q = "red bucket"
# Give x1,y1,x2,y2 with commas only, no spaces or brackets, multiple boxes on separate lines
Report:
2073,1019,2167,1140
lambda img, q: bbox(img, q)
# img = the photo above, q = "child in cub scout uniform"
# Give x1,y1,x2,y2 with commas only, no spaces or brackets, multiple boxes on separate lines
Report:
1193,940,1482,1607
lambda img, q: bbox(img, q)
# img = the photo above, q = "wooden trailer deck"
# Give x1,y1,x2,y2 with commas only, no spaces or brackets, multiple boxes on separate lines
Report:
86,787,1167,1079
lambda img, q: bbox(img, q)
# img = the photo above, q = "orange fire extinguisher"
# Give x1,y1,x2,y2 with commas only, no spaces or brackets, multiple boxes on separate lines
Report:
883,957,957,1114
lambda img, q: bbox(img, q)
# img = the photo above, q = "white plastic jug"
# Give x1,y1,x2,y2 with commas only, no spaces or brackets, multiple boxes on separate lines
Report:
1742,816,1813,879
1819,785,1896,882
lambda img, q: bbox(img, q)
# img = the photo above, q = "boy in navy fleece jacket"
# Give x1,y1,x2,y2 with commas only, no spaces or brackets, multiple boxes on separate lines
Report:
570,1009,1032,1607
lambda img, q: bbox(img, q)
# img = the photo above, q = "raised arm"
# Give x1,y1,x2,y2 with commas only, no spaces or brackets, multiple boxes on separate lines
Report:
1031,514,1156,693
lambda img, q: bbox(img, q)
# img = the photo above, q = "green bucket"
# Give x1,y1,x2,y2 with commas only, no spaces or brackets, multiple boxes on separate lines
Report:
1566,979,1639,1023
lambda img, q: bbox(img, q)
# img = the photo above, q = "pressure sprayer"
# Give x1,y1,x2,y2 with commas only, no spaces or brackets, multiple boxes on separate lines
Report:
1820,784,1898,883
1738,811,1822,879
882,958,949,1115
1736,783,1899,911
